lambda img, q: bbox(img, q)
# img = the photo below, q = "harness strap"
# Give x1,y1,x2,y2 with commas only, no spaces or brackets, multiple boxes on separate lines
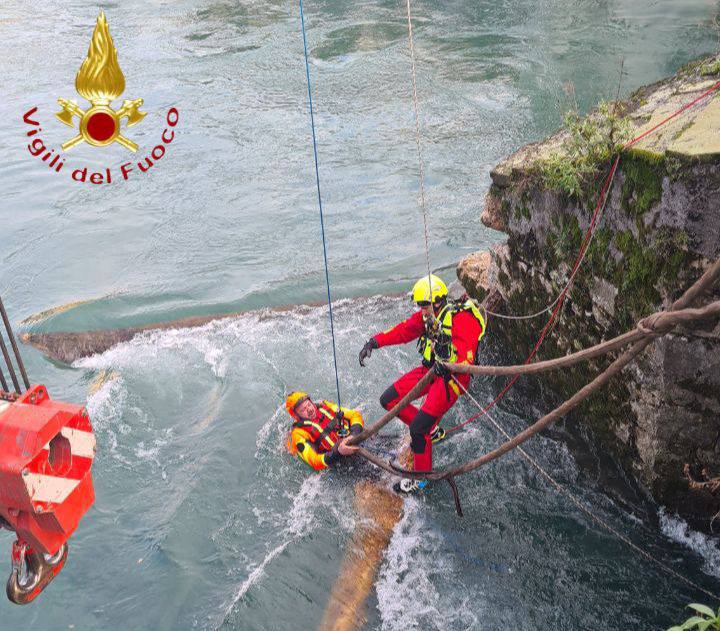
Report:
312,407,340,450
293,406,341,451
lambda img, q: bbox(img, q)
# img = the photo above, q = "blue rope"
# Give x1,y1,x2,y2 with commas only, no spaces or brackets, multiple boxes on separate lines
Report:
299,0,342,408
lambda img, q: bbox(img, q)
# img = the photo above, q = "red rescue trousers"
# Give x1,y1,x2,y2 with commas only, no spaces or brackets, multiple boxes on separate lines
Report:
380,366,470,471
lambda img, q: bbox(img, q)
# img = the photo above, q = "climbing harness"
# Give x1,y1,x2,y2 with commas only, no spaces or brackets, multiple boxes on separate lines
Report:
417,299,487,366
313,404,346,447
299,0,342,409
292,404,345,451
0,297,96,604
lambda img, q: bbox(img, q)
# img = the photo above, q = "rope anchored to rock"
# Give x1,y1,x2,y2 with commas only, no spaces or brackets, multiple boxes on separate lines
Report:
447,79,720,433
351,256,720,600
353,257,720,479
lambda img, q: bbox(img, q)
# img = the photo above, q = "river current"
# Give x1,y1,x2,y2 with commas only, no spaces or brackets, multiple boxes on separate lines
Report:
1,1,720,629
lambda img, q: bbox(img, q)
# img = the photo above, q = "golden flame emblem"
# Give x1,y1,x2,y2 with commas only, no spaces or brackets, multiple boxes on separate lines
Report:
75,12,126,105
55,11,145,152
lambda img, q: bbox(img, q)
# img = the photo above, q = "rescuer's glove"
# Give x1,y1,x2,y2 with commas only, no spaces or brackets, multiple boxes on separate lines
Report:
359,338,379,367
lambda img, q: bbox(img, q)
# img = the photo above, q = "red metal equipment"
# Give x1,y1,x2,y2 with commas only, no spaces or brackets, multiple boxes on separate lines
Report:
0,385,95,603
0,296,95,604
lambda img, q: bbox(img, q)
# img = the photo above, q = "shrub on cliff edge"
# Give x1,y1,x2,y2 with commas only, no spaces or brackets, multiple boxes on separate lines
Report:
539,101,632,199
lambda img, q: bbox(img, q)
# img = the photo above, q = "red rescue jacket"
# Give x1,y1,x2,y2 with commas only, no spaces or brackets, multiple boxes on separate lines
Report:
374,309,483,367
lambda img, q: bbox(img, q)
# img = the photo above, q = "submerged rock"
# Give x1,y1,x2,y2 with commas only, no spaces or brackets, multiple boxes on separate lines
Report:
458,54,720,532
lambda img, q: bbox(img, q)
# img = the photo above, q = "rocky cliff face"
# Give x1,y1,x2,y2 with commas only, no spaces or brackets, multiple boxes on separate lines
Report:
458,55,720,531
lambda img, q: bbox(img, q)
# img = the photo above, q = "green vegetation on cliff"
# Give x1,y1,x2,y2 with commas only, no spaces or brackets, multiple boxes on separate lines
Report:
467,55,720,530
539,101,632,199
668,603,720,631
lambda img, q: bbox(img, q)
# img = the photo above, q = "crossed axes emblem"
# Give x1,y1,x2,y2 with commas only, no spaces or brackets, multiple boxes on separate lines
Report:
55,98,146,152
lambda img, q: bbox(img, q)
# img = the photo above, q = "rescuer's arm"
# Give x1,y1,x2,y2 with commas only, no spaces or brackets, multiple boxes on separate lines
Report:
374,311,425,347
359,312,425,366
340,406,364,434
291,428,333,471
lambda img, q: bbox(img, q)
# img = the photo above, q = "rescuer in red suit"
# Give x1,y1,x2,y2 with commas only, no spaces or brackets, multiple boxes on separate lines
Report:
358,275,485,494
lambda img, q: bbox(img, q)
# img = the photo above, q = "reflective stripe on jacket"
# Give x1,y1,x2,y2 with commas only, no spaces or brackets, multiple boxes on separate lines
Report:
417,300,486,365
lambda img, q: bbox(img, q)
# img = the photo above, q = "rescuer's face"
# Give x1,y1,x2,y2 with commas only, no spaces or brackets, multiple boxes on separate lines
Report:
295,398,317,420
419,300,443,318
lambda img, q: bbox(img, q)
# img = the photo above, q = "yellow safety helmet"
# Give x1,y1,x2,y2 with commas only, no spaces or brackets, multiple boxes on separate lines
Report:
285,391,309,420
411,274,448,304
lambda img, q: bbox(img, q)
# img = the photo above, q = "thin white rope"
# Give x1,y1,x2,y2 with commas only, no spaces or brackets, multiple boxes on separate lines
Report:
404,0,432,284
453,378,720,601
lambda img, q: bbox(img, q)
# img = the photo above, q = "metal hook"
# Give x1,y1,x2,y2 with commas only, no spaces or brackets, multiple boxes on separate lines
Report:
6,540,68,605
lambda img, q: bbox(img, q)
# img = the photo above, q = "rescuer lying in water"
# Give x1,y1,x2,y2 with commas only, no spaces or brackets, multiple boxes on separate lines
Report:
359,274,486,494
285,391,362,471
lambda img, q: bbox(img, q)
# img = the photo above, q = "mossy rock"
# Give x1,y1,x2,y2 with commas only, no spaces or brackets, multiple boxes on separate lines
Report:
620,153,664,217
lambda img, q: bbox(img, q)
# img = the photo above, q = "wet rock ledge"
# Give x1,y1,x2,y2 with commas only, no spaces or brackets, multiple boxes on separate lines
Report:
458,54,720,531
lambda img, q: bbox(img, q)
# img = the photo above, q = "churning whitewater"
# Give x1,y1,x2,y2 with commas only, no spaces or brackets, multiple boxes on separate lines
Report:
72,299,720,628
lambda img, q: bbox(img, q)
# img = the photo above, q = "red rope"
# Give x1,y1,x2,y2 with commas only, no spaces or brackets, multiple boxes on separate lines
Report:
624,79,720,149
447,156,619,433
447,79,720,434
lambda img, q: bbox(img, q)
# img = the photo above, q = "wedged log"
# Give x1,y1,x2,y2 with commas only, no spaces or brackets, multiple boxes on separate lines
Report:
21,305,319,364
21,295,406,364
317,482,403,631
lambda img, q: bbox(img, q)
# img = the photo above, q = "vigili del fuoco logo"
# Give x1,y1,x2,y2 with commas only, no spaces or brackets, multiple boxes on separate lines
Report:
22,11,179,184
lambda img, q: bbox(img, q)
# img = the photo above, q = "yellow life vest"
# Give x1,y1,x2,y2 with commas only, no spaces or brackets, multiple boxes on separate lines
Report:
417,300,486,365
